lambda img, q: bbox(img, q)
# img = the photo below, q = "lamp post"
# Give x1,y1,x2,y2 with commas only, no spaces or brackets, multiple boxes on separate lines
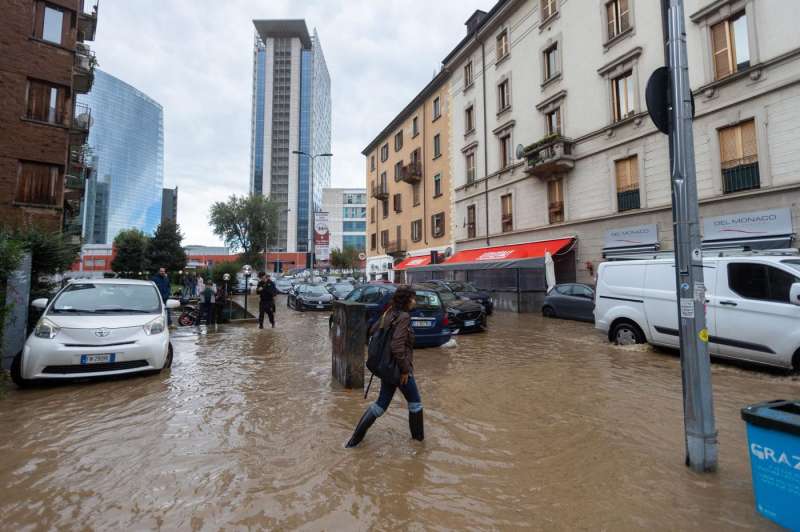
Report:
223,273,231,321
292,150,332,271
242,264,252,317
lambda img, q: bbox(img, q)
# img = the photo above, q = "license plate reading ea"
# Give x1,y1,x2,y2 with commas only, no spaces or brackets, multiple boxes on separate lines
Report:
414,319,435,328
464,320,476,327
81,353,115,364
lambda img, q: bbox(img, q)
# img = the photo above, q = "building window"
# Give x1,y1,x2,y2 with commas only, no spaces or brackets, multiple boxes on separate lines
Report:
343,235,366,252
393,193,402,213
615,156,640,211
546,107,561,135
464,61,474,87
26,79,67,125
381,199,388,218
412,116,419,136
548,179,564,224
496,30,509,61
433,97,441,120
606,0,631,41
433,134,441,158
711,12,750,80
465,105,475,133
370,155,375,171
466,152,476,183
719,119,759,194
36,3,66,45
432,212,445,238
543,44,558,81
612,71,635,122
412,183,420,206
411,219,422,242
498,79,511,112
371,233,377,250
15,161,61,206
343,221,367,232
395,225,402,246
467,205,476,239
394,160,403,182
541,0,557,21
380,230,389,249
380,143,389,162
499,132,512,169
433,173,442,197
370,206,375,223
501,194,513,232
394,130,403,152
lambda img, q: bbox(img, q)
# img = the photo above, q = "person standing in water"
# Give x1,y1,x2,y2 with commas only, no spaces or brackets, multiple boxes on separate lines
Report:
346,285,423,447
256,272,278,329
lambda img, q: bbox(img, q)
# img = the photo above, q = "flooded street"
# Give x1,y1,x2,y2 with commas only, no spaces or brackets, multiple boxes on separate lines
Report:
0,295,797,530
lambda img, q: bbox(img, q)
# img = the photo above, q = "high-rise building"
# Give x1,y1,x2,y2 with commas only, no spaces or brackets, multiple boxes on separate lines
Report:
322,188,367,253
79,69,164,244
0,0,98,241
161,186,177,225
250,19,331,253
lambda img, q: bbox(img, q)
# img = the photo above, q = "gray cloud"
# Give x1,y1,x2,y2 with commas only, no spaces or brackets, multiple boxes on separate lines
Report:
91,0,486,244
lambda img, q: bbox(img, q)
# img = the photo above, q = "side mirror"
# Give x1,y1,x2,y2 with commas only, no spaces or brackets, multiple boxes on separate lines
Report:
790,283,800,306
166,299,181,309
31,298,48,310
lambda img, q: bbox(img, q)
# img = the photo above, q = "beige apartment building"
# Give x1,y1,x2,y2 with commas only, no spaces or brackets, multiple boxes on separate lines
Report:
363,70,452,281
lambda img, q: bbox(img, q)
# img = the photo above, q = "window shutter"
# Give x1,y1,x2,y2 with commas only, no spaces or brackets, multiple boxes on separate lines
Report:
740,120,757,159
629,156,639,187
719,125,740,164
711,21,732,79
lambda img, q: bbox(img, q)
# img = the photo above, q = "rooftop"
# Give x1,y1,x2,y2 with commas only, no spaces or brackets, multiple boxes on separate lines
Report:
253,19,312,49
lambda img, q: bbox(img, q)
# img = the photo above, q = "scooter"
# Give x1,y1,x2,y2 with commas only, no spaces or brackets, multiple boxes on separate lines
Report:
178,304,199,327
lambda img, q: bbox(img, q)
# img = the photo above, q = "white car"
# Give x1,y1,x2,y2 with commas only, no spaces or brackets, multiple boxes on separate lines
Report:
11,279,181,386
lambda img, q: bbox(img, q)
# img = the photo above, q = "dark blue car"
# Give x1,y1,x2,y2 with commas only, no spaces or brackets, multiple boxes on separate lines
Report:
334,282,452,348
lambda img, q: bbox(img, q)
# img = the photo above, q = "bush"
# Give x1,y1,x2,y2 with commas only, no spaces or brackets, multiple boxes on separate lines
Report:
210,261,243,286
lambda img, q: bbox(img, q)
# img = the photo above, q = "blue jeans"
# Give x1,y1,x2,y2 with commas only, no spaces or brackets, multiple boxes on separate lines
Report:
369,375,423,417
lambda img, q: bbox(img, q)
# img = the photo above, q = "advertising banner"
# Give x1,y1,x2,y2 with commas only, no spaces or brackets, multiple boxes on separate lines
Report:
314,212,330,262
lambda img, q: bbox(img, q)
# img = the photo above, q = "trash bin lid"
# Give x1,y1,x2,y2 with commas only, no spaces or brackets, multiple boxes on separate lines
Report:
741,400,800,436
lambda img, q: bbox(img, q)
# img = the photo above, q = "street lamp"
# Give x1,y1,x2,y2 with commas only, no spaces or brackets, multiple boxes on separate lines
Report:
292,150,333,271
242,264,252,317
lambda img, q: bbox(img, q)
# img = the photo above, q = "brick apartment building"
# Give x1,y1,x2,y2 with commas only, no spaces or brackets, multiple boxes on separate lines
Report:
0,0,98,238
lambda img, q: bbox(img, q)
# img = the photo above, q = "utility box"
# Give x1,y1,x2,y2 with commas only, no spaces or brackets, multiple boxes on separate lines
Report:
330,300,366,389
741,399,800,531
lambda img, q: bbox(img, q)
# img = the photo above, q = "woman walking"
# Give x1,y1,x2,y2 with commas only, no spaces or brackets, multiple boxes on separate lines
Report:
346,285,424,447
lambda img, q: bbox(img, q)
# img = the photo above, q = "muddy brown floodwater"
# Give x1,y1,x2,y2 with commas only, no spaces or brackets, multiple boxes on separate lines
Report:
1,295,797,530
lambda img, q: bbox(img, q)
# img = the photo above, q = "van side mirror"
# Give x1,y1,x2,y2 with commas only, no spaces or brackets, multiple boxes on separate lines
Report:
790,283,800,306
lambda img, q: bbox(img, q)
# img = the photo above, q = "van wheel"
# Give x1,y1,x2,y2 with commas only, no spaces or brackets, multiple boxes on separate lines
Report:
542,306,556,318
612,321,644,346
792,349,800,373
10,351,29,388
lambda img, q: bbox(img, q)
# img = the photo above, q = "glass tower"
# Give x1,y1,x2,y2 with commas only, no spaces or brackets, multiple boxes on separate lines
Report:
79,70,164,244
250,20,331,253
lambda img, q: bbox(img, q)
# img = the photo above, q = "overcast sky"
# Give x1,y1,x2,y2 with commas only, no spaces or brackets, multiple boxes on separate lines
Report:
91,0,487,245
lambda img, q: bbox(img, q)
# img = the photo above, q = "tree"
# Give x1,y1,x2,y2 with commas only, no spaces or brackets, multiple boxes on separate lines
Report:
209,194,279,266
329,246,361,270
112,229,150,277
15,227,80,298
147,221,187,273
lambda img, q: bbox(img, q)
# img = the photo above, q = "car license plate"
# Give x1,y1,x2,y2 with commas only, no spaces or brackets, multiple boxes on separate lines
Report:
81,353,115,365
413,319,435,328
464,320,476,327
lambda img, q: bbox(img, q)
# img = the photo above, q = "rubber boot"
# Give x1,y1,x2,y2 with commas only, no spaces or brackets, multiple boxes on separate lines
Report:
409,410,424,441
346,408,378,448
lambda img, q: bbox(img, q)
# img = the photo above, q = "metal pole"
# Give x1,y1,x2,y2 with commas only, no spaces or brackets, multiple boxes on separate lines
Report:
310,154,316,273
666,0,718,472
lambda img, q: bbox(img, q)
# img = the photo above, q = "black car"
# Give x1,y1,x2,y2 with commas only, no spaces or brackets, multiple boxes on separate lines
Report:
421,283,487,334
425,280,494,315
328,282,355,300
541,283,595,322
288,283,334,311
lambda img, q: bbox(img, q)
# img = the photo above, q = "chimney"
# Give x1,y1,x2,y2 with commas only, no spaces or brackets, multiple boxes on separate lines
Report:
465,10,488,35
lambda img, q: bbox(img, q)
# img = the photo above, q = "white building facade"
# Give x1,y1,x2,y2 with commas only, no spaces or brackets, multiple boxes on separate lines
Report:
321,188,367,253
446,0,800,284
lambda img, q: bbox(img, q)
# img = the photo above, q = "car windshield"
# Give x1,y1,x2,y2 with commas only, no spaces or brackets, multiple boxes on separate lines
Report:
50,283,161,315
304,285,327,297
415,290,441,309
447,282,477,292
438,290,458,304
332,283,352,292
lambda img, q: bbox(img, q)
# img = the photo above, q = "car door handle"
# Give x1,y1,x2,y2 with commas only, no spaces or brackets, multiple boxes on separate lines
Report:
719,300,738,306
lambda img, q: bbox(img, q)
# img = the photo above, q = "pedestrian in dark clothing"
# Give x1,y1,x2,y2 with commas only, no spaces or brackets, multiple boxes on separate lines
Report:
256,272,278,329
346,285,423,447
152,267,172,325
199,280,216,327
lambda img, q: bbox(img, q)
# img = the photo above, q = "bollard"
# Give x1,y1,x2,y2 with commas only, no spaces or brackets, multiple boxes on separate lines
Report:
330,300,366,389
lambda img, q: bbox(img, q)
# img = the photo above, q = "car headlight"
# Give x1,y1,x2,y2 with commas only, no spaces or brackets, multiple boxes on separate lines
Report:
143,315,166,336
34,318,60,339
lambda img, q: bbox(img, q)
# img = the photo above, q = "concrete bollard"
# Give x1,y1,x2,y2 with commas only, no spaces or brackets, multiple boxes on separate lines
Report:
330,300,366,389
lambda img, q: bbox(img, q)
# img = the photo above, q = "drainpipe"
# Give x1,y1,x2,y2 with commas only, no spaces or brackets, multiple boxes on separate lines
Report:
423,101,428,246
481,39,490,247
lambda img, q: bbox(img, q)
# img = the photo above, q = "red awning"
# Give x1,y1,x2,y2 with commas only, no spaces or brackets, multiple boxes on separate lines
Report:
394,255,432,270
444,237,574,266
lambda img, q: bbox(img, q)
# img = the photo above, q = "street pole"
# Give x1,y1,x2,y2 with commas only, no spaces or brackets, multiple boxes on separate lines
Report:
310,154,316,273
666,0,718,472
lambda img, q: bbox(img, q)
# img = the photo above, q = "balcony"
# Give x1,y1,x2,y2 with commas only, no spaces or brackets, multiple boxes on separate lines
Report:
523,135,576,178
722,156,760,194
617,188,640,211
65,175,85,191
73,43,97,94
371,182,389,200
69,102,92,146
401,161,422,184
78,1,98,42
385,240,407,257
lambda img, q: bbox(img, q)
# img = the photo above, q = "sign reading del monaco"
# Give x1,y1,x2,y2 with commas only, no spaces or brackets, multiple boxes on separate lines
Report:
702,207,793,242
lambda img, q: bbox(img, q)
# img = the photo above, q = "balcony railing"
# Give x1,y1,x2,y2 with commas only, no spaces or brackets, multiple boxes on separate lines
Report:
401,161,422,184
73,43,96,94
617,188,640,211
385,240,407,256
722,157,760,194
523,135,576,178
78,1,98,42
371,182,389,200
69,102,91,146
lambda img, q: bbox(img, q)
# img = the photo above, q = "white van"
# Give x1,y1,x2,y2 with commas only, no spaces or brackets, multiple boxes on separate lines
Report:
594,253,800,371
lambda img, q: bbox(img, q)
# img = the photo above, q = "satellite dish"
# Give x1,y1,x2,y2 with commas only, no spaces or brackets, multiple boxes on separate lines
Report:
515,144,526,160
444,247,453,258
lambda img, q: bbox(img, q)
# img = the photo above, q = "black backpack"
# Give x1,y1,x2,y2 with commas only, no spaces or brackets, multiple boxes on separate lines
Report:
365,313,402,393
